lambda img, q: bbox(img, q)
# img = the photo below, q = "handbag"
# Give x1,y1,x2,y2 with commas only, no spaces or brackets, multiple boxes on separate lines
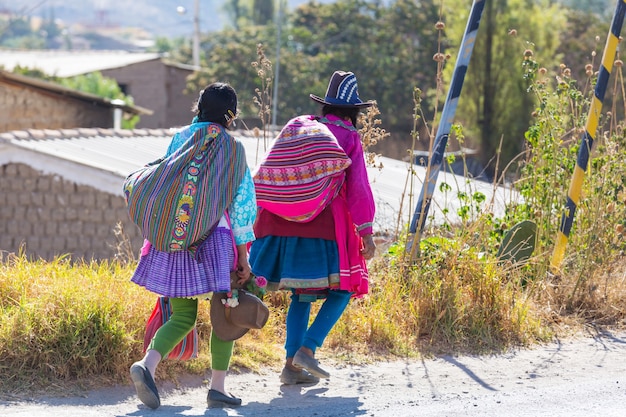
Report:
123,123,246,253
210,289,270,342
143,296,198,360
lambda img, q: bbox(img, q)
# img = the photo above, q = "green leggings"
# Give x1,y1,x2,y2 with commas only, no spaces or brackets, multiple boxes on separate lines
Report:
148,297,234,371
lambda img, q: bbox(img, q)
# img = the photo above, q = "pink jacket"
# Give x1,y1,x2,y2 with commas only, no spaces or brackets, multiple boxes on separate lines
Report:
321,114,376,236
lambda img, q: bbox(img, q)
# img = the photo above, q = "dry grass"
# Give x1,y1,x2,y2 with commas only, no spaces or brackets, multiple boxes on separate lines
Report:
1,231,626,398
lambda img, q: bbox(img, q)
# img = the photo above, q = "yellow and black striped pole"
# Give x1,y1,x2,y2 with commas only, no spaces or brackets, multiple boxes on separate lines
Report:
550,0,626,272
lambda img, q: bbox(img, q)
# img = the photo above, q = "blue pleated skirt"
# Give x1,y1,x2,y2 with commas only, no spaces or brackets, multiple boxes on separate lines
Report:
248,236,340,291
131,226,234,298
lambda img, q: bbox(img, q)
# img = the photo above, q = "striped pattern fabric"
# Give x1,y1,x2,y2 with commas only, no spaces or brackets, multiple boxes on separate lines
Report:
253,115,351,222
131,227,234,297
124,124,246,252
551,0,626,271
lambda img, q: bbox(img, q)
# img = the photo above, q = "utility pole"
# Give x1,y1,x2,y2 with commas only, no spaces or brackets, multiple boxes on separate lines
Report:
271,0,283,128
192,0,200,68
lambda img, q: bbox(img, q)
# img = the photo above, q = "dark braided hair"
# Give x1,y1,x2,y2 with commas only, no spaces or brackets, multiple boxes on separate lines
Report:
321,105,360,127
192,82,237,128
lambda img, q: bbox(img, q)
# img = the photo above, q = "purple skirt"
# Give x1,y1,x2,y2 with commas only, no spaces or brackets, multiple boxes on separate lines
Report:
131,227,235,298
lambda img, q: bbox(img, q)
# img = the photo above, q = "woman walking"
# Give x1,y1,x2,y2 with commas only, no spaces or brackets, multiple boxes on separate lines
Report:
128,82,256,408
249,71,377,385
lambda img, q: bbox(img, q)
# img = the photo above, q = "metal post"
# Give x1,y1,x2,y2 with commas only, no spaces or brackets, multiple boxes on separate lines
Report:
111,99,125,130
408,0,486,257
193,0,201,68
550,0,626,272
271,0,283,129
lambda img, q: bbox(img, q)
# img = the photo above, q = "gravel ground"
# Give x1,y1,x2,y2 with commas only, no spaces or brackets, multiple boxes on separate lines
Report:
2,328,625,417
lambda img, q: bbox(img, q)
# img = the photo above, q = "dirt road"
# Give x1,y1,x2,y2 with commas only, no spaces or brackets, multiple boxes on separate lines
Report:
2,329,625,416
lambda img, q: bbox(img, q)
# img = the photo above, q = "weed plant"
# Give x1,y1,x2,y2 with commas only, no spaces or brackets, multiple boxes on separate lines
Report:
3,41,626,399
514,51,626,317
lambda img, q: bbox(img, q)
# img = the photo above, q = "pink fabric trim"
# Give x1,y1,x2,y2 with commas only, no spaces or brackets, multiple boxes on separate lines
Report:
140,239,152,257
258,173,344,222
224,211,238,271
330,189,369,298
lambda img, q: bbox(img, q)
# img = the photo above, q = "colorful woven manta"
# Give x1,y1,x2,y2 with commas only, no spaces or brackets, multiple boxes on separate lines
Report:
124,123,246,252
253,115,351,222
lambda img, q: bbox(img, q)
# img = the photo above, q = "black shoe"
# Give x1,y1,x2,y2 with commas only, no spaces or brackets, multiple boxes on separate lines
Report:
129,362,160,409
207,389,242,408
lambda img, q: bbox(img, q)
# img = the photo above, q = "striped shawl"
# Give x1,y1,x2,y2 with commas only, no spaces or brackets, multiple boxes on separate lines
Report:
253,115,351,222
124,123,246,252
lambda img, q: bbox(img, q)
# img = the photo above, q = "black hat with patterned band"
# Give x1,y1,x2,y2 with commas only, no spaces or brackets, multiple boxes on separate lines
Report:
310,71,374,108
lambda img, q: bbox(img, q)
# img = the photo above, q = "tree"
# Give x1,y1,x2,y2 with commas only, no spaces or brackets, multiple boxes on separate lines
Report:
223,0,251,30
40,7,62,48
253,0,275,25
0,15,44,49
186,25,277,119
560,0,613,16
286,0,441,131
556,9,610,94
440,0,566,178
60,72,140,128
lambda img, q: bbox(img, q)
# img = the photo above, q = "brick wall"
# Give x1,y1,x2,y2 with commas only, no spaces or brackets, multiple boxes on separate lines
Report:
0,162,143,261
0,83,113,132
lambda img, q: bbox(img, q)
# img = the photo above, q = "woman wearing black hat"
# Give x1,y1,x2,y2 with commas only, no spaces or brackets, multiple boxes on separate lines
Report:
249,71,377,384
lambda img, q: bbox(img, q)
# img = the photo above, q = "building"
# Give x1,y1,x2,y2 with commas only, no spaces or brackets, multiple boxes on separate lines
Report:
0,69,151,131
0,49,196,129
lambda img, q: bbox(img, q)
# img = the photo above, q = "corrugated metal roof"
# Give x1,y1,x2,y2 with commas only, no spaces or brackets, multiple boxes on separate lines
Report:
0,128,519,232
0,49,162,77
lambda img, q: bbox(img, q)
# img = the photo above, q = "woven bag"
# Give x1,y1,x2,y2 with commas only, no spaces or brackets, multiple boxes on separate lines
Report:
143,296,198,360
123,124,245,252
253,115,351,222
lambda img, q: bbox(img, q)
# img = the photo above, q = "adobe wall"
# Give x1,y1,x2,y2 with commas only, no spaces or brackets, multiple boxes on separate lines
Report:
164,65,196,128
0,162,143,261
0,83,112,132
102,61,195,129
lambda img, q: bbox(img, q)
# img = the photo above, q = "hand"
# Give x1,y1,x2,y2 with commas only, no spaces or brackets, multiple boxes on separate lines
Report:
235,244,251,285
236,259,251,285
361,234,376,260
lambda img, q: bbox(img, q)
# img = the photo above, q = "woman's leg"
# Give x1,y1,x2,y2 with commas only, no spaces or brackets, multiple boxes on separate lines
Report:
301,290,352,354
285,292,312,365
131,297,198,409
290,290,351,379
207,330,242,406
209,330,234,392
148,297,198,360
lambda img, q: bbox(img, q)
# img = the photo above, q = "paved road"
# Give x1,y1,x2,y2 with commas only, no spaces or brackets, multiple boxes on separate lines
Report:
1,329,625,416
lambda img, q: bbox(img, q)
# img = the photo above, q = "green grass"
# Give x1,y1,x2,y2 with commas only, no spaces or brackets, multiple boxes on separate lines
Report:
0,254,278,396
3,47,626,399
